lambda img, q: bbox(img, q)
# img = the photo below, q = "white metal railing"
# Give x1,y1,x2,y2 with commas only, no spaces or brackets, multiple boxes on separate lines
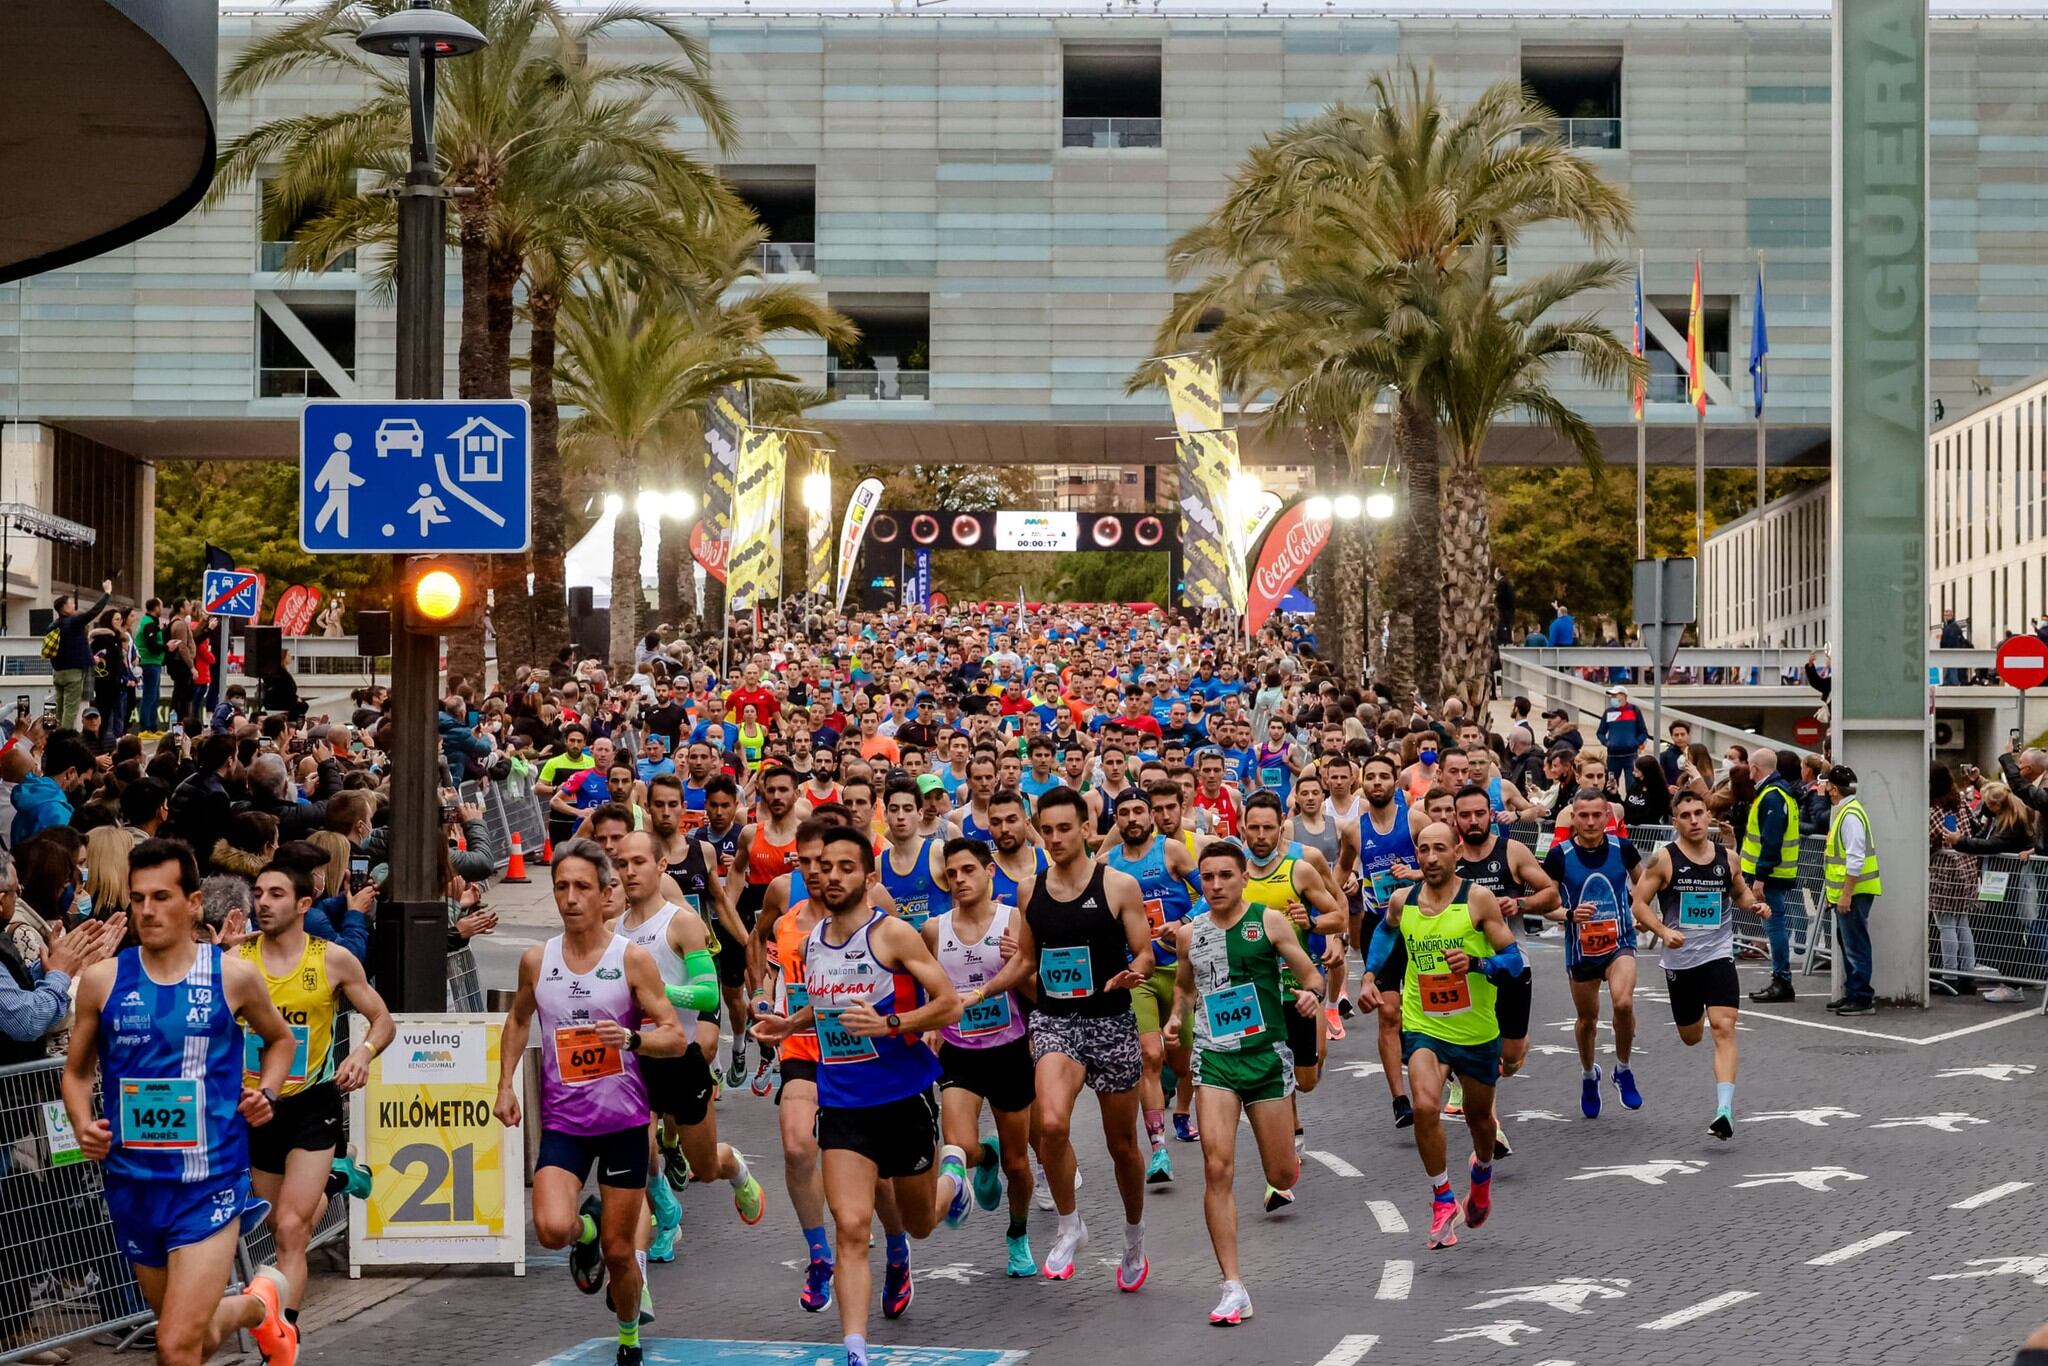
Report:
1061,116,1163,149
1524,116,1622,149
258,241,356,272
258,366,351,398
753,241,815,274
826,368,929,401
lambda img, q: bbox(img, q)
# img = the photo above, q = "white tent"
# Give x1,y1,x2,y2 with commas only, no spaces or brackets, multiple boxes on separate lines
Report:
563,505,663,609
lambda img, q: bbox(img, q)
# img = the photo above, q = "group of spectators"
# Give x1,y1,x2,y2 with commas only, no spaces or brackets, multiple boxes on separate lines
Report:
42,584,237,742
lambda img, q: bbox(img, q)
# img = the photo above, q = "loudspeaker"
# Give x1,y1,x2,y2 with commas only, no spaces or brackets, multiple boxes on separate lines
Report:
568,585,594,620
356,610,391,657
245,624,282,677
26,608,52,636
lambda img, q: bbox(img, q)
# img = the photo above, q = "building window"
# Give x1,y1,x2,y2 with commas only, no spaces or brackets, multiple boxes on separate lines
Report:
49,429,137,592
722,166,817,275
1063,42,1162,150
1172,294,1226,335
826,293,929,401
256,179,356,273
1521,44,1622,150
256,299,355,398
1642,293,1731,404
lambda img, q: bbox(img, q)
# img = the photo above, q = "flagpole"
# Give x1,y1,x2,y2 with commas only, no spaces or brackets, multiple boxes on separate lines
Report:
1693,249,1705,563
1635,248,1647,560
1753,249,1767,659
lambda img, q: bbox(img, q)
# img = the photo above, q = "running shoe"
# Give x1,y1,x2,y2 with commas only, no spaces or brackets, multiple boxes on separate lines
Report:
1209,1280,1254,1326
1491,1132,1514,1160
660,1142,691,1194
616,1346,642,1366
1392,1095,1415,1129
1146,1147,1174,1185
648,1222,678,1264
1115,1242,1149,1292
1709,1111,1735,1141
941,1157,972,1229
1172,1113,1200,1143
245,1265,298,1366
1444,1078,1465,1118
1263,1185,1295,1214
750,1055,777,1097
1005,1234,1038,1278
1043,1218,1088,1281
329,1155,372,1200
799,1257,834,1312
971,1136,1005,1211
571,1194,607,1295
723,1042,749,1092
1580,1065,1603,1120
882,1255,914,1319
639,1279,654,1325
1426,1193,1462,1250
1324,1007,1346,1041
1465,1157,1493,1230
734,1174,767,1225
1614,1065,1643,1111
844,1346,865,1366
1337,995,1356,1020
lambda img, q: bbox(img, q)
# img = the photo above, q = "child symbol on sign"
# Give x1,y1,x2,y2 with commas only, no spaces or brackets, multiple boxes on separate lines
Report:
409,482,450,537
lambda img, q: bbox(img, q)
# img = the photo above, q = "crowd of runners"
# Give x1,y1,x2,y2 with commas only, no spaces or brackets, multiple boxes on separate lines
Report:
42,598,1882,1366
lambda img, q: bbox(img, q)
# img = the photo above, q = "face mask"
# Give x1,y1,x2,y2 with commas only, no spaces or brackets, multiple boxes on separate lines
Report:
72,891,93,924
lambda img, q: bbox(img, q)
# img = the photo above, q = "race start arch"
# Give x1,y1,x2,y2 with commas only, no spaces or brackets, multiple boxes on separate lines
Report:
854,509,1183,608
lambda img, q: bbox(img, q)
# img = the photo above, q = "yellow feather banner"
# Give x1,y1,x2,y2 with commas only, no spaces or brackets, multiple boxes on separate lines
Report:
806,447,832,599
1159,356,1247,612
726,426,786,613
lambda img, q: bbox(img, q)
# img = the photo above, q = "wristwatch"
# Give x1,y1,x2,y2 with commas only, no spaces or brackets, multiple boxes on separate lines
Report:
885,1012,902,1034
258,1086,279,1107
623,1030,643,1052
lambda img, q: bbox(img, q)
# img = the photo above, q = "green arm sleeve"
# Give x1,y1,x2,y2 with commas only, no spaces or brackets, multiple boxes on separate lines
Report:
665,949,720,1014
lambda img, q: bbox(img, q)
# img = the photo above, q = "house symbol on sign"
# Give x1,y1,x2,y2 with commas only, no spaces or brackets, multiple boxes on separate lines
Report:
451,415,512,482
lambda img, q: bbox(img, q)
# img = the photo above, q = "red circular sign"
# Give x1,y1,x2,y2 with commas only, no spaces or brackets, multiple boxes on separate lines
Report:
1997,636,2048,691
1792,717,1824,747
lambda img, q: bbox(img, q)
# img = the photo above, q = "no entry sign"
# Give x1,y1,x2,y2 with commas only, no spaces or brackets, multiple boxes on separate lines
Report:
1793,716,1824,747
1996,636,2048,691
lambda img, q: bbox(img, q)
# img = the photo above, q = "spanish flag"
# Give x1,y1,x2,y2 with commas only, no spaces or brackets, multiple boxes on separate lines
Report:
1685,254,1707,415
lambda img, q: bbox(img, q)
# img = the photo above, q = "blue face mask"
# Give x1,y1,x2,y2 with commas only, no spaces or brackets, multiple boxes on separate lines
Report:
1421,751,1438,766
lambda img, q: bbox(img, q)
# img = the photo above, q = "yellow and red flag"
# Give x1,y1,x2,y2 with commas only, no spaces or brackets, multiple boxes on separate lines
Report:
1685,255,1707,414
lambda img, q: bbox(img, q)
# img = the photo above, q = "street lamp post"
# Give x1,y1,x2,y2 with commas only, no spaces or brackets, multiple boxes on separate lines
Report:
355,2,487,1012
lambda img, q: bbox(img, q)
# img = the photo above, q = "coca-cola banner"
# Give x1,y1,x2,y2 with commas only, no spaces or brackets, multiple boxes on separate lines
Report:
1246,498,1331,636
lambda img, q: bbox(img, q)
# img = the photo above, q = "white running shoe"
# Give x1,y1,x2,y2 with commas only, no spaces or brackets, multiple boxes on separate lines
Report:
1209,1280,1254,1326
1031,1155,1080,1211
1042,1218,1088,1281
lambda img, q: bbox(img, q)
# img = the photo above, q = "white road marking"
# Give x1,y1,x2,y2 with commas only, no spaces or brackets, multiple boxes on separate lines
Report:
1638,1290,1760,1329
1311,1333,1378,1366
1532,1360,1579,1365
1308,1150,1362,1179
1950,1181,2033,1210
1744,1005,2038,1047
1869,1112,1987,1132
1567,1160,1707,1185
1365,1200,1408,1234
1464,1278,1629,1314
1376,1260,1413,1301
1916,1010,2042,1045
1437,1321,1542,1346
1805,1230,1912,1265
1731,1166,1866,1192
1930,1256,2048,1286
1747,1107,1860,1127
1932,1063,2036,1082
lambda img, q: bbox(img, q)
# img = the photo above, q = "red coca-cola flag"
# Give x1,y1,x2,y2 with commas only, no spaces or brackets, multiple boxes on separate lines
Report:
1246,499,1331,636
689,520,728,583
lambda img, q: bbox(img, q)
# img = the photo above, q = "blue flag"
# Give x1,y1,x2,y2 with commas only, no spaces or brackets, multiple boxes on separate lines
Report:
1748,264,1769,418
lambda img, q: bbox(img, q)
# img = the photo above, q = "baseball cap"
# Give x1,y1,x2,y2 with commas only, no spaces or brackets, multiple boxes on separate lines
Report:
1542,707,1569,720
1823,764,1857,789
914,773,945,796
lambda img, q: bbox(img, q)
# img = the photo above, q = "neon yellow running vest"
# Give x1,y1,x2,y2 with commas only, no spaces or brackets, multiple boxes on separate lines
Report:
1397,880,1500,1047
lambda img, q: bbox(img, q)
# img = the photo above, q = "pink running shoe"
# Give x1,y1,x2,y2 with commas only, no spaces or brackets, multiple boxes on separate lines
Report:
1427,1193,1462,1250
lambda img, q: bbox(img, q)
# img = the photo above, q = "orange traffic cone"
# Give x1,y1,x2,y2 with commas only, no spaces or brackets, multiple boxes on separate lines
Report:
505,832,530,883
539,834,554,866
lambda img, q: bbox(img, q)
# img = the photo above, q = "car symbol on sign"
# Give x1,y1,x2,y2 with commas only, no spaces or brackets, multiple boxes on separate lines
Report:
375,418,425,457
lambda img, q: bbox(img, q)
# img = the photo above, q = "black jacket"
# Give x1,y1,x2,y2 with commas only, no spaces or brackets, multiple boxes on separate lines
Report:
1995,753,2048,853
167,769,233,863
51,591,110,671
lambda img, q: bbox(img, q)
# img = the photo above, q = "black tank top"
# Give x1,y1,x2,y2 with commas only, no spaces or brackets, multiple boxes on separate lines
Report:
1025,863,1131,1018
666,838,711,901
1456,839,1524,898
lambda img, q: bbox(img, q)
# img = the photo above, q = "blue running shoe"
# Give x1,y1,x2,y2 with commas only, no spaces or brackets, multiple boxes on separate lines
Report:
799,1257,834,1313
1005,1233,1038,1278
882,1256,914,1319
648,1222,678,1264
1172,1113,1200,1143
971,1136,1004,1212
942,1157,972,1229
1614,1065,1643,1111
1146,1146,1173,1185
1580,1065,1603,1120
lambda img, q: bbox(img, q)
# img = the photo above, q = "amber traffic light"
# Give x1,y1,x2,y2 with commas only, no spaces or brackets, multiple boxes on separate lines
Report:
402,557,479,632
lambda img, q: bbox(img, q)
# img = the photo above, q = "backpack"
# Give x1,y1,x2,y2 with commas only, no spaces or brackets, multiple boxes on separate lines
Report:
40,628,58,661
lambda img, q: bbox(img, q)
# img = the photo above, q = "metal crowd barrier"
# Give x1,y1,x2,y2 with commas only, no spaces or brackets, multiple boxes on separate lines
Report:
446,945,485,1012
459,769,548,875
1929,850,2048,998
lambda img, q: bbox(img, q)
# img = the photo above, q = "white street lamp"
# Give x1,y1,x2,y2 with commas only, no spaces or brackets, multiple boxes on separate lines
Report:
602,493,624,516
634,490,663,519
1333,493,1363,520
802,471,833,515
1365,492,1397,521
1304,495,1334,521
665,490,697,521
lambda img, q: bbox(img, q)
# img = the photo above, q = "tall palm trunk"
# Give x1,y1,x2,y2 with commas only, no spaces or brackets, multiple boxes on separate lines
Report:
1394,393,1442,708
1439,450,1496,713
484,246,519,398
528,290,570,656
457,201,493,400
1327,519,1366,684
656,446,690,629
610,449,643,672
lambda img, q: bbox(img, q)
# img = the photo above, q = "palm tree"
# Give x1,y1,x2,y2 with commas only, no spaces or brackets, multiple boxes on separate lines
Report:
1138,66,1633,699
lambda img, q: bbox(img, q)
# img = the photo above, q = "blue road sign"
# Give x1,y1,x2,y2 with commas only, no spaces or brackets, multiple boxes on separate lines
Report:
201,568,261,619
299,399,531,553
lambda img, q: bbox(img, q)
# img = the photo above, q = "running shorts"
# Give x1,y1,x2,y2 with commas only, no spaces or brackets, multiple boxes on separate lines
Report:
775,1057,818,1106
1495,967,1534,1042
641,1043,716,1126
248,1080,343,1175
938,1036,1036,1114
714,922,749,988
1192,1043,1294,1105
104,1171,264,1270
536,1125,649,1189
1029,1010,1141,1095
1569,947,1633,983
1400,1030,1503,1088
1664,958,1740,1028
1366,914,1408,1000
816,1089,940,1179
1284,995,1323,1071
1130,965,1191,1045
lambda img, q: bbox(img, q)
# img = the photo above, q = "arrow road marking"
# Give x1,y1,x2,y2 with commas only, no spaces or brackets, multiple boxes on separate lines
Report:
1375,1260,1412,1301
1568,1160,1707,1185
1933,1063,2036,1082
1638,1290,1760,1329
1805,1231,1912,1265
1951,1181,2033,1210
1365,1200,1408,1234
1311,1334,1378,1366
1930,1256,2048,1287
1307,1150,1362,1179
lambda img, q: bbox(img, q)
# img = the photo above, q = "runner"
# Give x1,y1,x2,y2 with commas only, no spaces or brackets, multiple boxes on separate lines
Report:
950,755,1001,843
493,840,691,1366
240,862,395,1327
751,828,967,1366
985,790,1048,906
1286,770,1348,1038
1630,788,1763,1139
62,838,300,1366
1361,822,1526,1250
1100,787,1200,1184
924,839,1040,1277
1543,788,1645,1119
978,787,1154,1288
1191,750,1242,839
880,778,952,930
1237,794,1347,1128
1168,841,1325,1326
1338,754,1416,1126
730,765,803,1088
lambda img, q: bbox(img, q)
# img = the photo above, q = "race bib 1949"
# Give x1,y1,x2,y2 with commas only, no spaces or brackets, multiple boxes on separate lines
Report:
1201,983,1265,1043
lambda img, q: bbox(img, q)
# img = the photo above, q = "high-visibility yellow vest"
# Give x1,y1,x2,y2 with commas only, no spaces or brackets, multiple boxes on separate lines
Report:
1740,782,1801,877
1822,797,1883,899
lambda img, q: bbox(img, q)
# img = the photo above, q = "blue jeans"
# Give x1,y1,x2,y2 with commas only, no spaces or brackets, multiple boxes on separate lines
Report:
1762,881,1802,978
1836,892,1875,1005
139,663,160,730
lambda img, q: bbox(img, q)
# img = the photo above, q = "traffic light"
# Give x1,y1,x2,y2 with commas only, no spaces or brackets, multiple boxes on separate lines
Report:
401,556,480,632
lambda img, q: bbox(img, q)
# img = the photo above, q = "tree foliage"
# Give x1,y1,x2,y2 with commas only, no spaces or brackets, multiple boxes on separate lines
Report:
155,462,384,613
